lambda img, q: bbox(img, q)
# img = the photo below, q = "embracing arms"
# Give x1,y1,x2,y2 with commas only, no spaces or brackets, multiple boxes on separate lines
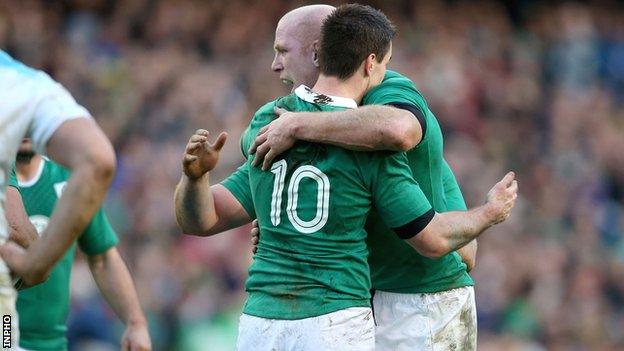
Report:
249,105,422,170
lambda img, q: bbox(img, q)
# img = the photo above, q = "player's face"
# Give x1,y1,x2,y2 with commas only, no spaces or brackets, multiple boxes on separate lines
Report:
271,23,319,91
371,42,392,88
18,139,34,155
17,139,35,162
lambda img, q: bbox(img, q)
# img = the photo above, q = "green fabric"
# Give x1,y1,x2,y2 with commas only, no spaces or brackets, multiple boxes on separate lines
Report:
363,70,474,293
441,159,468,211
16,158,119,351
220,163,256,219
8,167,18,189
221,92,431,319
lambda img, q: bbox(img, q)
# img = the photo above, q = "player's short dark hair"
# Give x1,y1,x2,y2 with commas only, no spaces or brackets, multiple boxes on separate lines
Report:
318,4,395,80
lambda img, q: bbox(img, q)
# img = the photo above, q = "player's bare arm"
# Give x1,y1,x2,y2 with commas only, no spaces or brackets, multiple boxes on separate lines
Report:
249,105,421,170
5,187,38,249
405,172,518,258
440,159,478,270
174,129,252,236
88,247,151,351
0,118,116,287
457,240,477,272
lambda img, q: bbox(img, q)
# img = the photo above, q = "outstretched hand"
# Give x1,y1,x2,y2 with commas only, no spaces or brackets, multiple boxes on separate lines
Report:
182,129,228,180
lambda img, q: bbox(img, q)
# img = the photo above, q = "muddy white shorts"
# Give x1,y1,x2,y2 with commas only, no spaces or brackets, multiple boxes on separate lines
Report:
373,286,476,351
236,307,374,351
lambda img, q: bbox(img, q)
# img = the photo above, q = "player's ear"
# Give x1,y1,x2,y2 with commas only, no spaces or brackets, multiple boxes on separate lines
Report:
312,40,320,67
364,53,376,77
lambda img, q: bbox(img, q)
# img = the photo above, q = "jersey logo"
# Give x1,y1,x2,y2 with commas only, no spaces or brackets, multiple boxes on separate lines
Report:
54,181,67,198
304,86,334,105
313,94,333,105
29,215,49,236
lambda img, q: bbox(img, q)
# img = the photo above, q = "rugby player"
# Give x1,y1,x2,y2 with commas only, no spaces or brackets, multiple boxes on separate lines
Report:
0,49,116,346
174,4,517,350
249,4,485,350
9,140,150,351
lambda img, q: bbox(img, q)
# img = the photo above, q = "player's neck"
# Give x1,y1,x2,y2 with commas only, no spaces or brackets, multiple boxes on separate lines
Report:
16,154,43,182
313,74,366,103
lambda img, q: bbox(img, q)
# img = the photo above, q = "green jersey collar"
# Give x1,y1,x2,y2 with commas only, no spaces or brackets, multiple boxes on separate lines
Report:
17,157,46,188
295,85,358,109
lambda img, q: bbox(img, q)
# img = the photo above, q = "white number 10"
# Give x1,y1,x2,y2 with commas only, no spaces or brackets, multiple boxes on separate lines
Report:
270,160,330,234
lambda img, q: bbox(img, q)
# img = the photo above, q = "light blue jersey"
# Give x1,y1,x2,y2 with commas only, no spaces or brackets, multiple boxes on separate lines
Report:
0,49,94,348
0,50,91,242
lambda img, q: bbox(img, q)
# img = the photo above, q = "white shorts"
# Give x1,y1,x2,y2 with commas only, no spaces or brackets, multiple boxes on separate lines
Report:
373,286,477,351
236,307,374,351
0,262,18,350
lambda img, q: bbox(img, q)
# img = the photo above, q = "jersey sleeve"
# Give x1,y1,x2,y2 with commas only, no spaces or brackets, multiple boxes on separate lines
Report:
7,167,18,190
220,162,256,219
363,75,423,107
28,72,92,155
363,74,430,145
77,207,119,256
442,159,467,211
367,152,433,235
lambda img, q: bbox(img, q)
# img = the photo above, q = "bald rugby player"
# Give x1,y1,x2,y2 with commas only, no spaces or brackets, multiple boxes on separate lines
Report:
176,4,517,350
249,4,486,350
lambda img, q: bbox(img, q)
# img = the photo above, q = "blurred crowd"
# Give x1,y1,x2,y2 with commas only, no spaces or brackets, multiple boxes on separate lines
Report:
2,0,624,350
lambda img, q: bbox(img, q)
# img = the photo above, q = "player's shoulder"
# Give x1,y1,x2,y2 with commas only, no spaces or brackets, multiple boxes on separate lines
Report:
0,50,53,86
240,98,283,155
363,70,427,106
255,99,279,116
0,50,38,77
381,70,417,89
0,50,70,113
250,92,303,125
383,70,426,100
249,98,280,129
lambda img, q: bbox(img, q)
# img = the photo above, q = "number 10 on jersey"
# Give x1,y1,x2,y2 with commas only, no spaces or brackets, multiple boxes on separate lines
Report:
269,160,330,234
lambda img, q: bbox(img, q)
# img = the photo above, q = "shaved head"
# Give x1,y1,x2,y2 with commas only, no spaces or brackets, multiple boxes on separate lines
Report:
271,5,335,89
277,5,335,44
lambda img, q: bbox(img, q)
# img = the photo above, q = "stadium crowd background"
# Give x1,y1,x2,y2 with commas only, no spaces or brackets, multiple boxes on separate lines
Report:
2,0,624,350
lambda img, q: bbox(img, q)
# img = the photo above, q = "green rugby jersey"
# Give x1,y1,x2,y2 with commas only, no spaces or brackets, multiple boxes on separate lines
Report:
222,85,433,320
362,70,474,293
10,158,118,351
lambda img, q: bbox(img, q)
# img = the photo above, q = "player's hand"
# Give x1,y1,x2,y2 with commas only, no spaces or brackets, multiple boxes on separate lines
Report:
8,224,37,250
0,241,46,288
485,171,518,225
250,219,260,254
121,321,152,351
182,129,228,180
249,107,298,171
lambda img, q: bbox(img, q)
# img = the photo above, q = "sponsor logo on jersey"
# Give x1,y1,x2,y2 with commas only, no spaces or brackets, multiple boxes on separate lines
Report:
53,181,67,198
29,215,49,236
